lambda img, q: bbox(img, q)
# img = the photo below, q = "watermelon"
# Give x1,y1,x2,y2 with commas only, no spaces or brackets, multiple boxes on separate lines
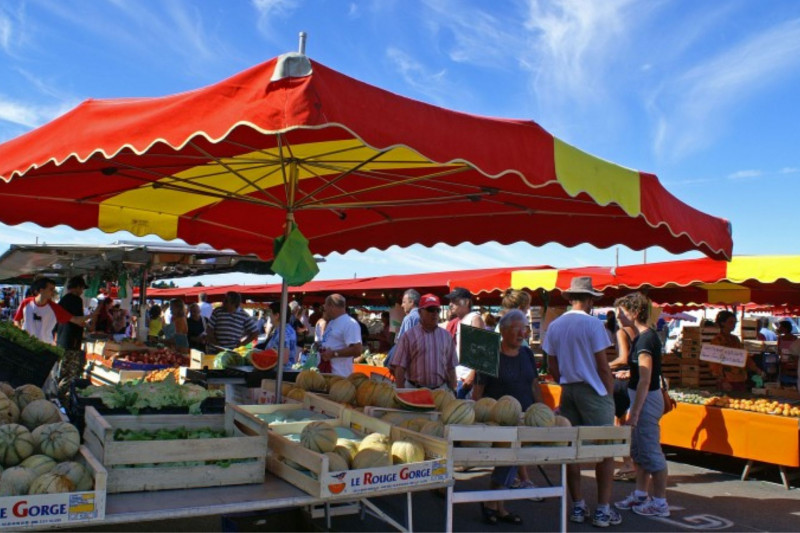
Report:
213,350,243,369
250,349,279,371
394,389,436,410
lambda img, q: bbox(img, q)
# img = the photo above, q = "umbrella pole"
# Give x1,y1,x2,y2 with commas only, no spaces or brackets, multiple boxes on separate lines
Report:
275,278,289,403
138,268,148,342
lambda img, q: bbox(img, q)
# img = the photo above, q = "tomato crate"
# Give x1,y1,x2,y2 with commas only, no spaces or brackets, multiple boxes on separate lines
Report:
246,405,449,499
82,405,267,493
0,446,107,529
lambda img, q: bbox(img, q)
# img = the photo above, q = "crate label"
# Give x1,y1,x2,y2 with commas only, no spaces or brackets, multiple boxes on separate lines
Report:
700,344,747,367
0,491,101,528
321,459,448,497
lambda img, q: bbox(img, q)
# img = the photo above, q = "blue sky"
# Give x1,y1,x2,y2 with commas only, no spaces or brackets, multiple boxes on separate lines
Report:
1,0,799,286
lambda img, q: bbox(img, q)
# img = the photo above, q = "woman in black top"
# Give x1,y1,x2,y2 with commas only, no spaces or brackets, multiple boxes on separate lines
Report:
186,303,206,351
614,293,670,518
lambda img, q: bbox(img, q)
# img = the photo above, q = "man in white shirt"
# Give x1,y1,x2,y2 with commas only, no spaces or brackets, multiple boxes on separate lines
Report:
543,276,618,528
319,294,363,376
198,292,213,320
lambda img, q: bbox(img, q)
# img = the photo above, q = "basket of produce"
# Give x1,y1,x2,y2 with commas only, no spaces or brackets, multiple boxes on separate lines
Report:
0,322,63,388
110,347,188,370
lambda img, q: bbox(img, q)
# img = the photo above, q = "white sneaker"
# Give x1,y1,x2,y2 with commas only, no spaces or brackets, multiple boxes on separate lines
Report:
632,500,670,517
614,492,649,510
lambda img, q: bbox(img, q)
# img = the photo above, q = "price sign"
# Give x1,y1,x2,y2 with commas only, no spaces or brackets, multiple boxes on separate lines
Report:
699,344,747,368
458,324,500,377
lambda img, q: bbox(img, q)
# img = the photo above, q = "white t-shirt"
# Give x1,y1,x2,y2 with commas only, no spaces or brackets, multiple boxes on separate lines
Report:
456,311,482,381
542,310,612,396
199,301,213,319
14,297,71,345
321,314,362,376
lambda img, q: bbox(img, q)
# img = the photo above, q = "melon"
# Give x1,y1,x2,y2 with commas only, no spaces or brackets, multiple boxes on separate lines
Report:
355,380,378,407
334,439,359,462
19,454,57,477
400,417,430,432
281,382,294,397
323,451,350,472
553,415,572,427
32,423,80,461
328,379,357,405
0,466,37,496
250,349,279,371
419,420,445,438
0,424,35,467
491,396,522,426
28,472,75,494
473,397,496,423
432,389,455,411
14,384,44,411
0,392,20,424
394,388,436,410
358,432,390,452
391,439,425,464
213,350,243,369
441,399,475,425
51,461,93,491
300,422,338,453
347,372,370,388
0,382,14,400
285,388,306,402
524,403,556,427
352,447,391,469
325,375,345,388
296,370,327,392
372,383,396,408
20,400,62,430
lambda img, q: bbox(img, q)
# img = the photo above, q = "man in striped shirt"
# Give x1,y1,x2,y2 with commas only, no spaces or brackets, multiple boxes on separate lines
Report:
392,294,457,391
206,291,259,350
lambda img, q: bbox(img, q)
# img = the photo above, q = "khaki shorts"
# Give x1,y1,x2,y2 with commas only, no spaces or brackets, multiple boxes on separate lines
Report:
559,382,614,426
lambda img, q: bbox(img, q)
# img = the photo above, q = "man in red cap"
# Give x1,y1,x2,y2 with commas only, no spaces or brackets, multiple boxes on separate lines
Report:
392,293,457,391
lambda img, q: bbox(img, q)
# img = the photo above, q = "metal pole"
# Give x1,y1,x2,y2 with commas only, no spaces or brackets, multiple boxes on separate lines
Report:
138,268,148,342
298,32,307,54
275,161,299,403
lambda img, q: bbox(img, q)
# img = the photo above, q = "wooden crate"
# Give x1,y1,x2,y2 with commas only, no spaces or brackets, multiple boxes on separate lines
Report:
257,408,450,499
661,355,682,382
190,348,217,369
0,445,107,529
230,393,346,435
445,424,630,468
363,406,440,423
82,406,268,493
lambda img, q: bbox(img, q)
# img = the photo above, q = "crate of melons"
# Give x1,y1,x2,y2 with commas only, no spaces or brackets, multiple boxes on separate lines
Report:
228,392,346,435
260,403,450,499
0,383,107,529
435,395,630,468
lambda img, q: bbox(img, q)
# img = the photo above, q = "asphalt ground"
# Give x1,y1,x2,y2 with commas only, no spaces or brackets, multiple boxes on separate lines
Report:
74,447,800,532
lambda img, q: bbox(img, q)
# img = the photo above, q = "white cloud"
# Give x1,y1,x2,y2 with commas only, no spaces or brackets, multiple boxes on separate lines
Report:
727,169,763,180
252,0,300,36
0,11,10,53
385,47,455,105
0,95,71,129
652,18,800,160
780,167,799,174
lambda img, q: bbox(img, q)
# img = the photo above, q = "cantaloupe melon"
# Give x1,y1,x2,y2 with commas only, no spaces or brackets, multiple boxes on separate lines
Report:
355,381,378,407
328,379,357,404
419,420,444,438
473,397,496,423
324,451,350,472
491,395,522,426
352,447,391,469
296,370,327,392
391,439,425,464
441,399,475,425
432,389,455,411
300,422,338,453
347,372,370,388
524,403,555,427
0,392,19,425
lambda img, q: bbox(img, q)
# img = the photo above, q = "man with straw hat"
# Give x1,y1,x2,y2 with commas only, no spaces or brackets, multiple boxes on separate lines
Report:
543,276,619,528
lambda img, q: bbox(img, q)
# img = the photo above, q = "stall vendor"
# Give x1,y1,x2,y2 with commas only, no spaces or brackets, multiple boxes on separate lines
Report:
709,311,763,391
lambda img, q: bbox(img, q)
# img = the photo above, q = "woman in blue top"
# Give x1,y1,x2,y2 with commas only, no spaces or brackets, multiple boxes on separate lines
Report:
262,301,298,367
474,309,545,526
614,292,670,518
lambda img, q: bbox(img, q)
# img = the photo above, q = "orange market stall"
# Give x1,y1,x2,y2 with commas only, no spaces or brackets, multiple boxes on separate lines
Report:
0,44,733,529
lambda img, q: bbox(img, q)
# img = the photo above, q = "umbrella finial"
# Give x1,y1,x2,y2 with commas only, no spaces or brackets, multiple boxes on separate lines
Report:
298,32,307,55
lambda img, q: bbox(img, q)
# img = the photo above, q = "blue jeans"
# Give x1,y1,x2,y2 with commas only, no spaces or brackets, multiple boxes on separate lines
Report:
456,380,472,400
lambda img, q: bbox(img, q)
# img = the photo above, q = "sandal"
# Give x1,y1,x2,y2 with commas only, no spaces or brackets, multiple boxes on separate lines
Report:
498,512,523,525
614,469,636,482
480,503,498,525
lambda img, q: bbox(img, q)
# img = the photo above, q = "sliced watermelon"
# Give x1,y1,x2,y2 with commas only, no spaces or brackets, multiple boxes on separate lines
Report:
250,349,279,371
395,389,436,410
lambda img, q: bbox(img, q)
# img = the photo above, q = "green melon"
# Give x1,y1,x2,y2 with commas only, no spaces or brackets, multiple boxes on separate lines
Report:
0,423,35,467
391,439,425,464
0,382,14,399
372,383,396,408
51,461,93,491
352,447,391,469
323,451,350,472
355,380,378,407
347,372,370,388
328,379,357,404
432,389,455,411
473,397,496,423
0,392,20,425
491,396,522,426
19,454,57,477
28,472,75,494
441,399,475,425
213,350,243,369
300,422,338,453
296,370,327,392
0,466,37,496
419,420,445,438
32,423,80,461
358,432,390,452
286,388,306,402
14,384,45,411
20,400,62,430
524,402,555,427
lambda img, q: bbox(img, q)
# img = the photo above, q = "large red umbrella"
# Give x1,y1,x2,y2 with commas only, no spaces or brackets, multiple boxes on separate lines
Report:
0,50,733,396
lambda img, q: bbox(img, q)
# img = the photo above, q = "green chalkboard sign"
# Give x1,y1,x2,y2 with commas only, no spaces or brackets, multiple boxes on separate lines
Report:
458,324,500,378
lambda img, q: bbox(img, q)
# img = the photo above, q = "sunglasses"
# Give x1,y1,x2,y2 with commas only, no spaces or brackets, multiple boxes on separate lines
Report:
422,307,441,313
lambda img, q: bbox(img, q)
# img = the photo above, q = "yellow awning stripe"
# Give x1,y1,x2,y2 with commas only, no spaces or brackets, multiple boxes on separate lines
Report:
726,256,800,283
553,138,641,217
511,269,559,291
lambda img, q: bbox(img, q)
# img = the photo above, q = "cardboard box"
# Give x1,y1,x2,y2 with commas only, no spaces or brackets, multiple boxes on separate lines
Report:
0,446,106,529
82,406,267,493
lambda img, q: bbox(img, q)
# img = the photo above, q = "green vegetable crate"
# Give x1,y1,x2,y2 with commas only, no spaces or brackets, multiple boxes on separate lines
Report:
82,406,268,493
